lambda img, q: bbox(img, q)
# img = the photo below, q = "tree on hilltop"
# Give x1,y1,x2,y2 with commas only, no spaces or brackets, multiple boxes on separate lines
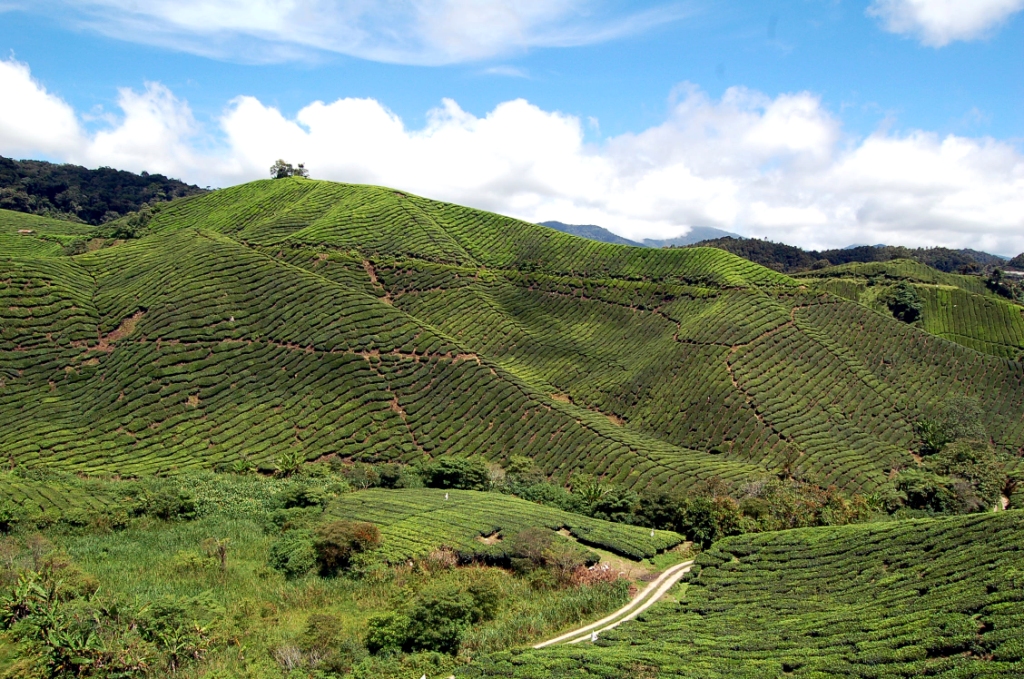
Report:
270,160,310,179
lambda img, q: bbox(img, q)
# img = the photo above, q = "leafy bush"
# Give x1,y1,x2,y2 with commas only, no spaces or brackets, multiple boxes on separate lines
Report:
274,482,331,510
268,530,316,578
366,575,503,656
0,500,22,533
298,613,367,674
419,458,490,491
127,483,197,521
312,521,381,576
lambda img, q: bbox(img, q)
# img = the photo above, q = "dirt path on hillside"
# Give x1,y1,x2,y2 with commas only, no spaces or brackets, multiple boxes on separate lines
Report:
533,559,694,649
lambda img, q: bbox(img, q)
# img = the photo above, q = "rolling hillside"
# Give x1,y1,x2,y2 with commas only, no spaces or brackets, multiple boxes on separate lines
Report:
798,260,1024,360
466,510,1024,677
2,178,1023,494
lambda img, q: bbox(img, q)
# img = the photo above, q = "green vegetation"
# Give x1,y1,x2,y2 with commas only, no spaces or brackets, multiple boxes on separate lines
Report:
3,179,1023,499
0,471,649,678
0,156,205,225
325,489,681,562
2,174,1023,678
797,259,1024,360
466,510,1024,678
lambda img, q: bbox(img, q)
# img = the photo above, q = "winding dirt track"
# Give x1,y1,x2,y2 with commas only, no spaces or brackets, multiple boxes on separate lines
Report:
533,559,695,649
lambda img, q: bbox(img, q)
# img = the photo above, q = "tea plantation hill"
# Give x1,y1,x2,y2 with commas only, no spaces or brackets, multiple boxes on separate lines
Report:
465,509,1024,678
797,259,1024,361
2,177,1023,496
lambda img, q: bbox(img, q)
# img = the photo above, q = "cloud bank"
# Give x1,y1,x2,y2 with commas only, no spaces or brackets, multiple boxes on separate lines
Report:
24,0,687,65
2,58,1023,255
868,0,1024,46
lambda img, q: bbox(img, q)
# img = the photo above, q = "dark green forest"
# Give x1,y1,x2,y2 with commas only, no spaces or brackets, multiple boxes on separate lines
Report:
0,156,206,225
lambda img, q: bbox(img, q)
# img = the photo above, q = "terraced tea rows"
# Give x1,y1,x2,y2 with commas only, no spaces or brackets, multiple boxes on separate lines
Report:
465,510,1024,678
0,210,98,258
3,180,1023,494
145,179,792,287
798,262,1024,360
0,471,117,517
327,489,683,562
0,225,766,487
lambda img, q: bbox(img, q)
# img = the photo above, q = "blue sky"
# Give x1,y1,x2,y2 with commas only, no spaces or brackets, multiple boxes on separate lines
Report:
1,1,1022,253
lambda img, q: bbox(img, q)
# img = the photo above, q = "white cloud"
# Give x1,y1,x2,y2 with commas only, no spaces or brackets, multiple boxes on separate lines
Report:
868,0,1024,46
26,0,689,65
2,58,1023,255
482,66,530,78
0,58,82,157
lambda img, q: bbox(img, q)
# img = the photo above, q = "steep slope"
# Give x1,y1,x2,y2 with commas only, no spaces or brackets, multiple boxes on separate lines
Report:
466,511,1024,678
146,180,789,287
2,178,1023,494
0,223,763,487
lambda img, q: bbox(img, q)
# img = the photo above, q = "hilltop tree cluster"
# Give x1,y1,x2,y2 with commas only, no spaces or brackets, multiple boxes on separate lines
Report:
270,159,310,179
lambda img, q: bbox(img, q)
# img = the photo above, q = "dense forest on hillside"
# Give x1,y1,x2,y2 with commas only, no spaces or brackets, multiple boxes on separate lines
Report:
685,236,1009,275
0,156,206,225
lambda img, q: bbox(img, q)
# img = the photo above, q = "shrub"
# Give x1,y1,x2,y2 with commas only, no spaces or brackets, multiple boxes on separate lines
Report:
0,500,21,534
274,483,330,510
402,584,477,655
312,521,381,576
299,613,366,673
365,612,412,655
419,458,490,491
129,483,197,521
508,528,595,585
268,530,316,578
926,441,1007,512
680,496,742,548
896,469,957,513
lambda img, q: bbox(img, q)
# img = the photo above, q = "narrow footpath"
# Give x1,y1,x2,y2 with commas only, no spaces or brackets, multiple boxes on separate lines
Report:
533,559,695,648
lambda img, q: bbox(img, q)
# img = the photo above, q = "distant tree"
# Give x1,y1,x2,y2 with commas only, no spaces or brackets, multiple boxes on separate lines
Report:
312,520,381,575
885,282,924,323
916,395,986,456
270,159,294,179
0,155,205,225
1010,253,1024,269
270,160,310,179
420,458,490,490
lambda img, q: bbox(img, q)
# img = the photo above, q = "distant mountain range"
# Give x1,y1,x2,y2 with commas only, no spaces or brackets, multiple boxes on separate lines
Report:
540,221,740,248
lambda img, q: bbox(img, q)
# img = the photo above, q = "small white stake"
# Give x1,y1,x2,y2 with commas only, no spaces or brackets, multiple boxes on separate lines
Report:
444,492,449,500
591,631,598,642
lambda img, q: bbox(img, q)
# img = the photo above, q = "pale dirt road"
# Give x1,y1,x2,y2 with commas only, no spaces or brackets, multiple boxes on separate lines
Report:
533,559,694,649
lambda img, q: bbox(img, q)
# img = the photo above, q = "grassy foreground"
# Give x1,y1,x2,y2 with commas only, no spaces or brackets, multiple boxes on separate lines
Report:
0,471,668,678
